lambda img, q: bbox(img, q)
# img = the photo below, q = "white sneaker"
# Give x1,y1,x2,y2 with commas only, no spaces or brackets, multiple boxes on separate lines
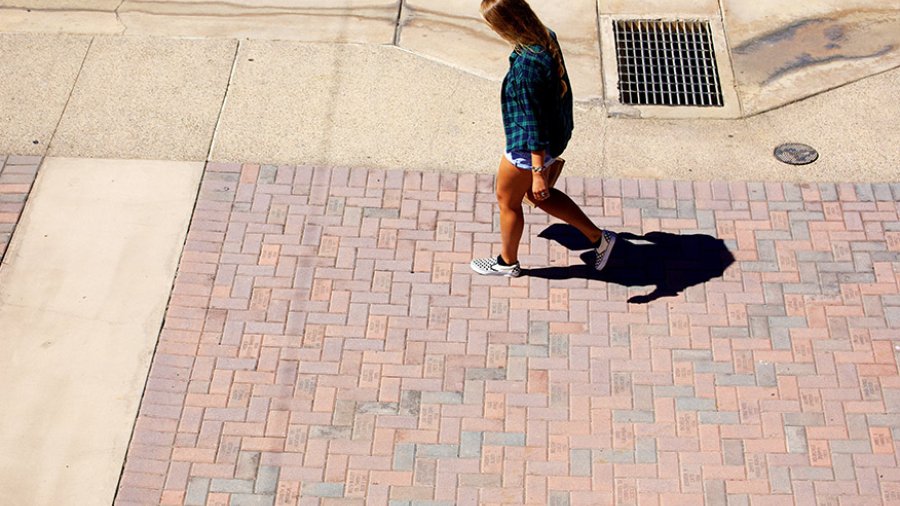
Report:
593,230,617,271
470,256,522,277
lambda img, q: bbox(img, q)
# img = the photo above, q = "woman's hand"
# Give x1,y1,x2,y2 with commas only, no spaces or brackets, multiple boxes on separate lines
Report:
531,170,550,202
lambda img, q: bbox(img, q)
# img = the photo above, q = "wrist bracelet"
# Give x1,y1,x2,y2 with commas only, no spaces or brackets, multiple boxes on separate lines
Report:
532,165,545,173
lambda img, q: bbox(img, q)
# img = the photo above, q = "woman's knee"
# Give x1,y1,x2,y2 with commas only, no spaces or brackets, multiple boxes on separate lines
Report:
496,188,524,211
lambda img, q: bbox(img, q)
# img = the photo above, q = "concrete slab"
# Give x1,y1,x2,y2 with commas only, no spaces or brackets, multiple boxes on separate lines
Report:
117,0,399,44
603,66,900,183
399,0,604,99
0,34,91,155
765,66,900,182
0,8,123,34
0,0,120,8
49,36,236,161
598,0,720,16
0,157,202,506
212,41,504,172
723,1,900,114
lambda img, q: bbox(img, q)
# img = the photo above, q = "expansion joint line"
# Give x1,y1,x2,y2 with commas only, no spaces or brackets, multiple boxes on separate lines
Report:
47,37,94,154
392,0,404,46
205,39,242,162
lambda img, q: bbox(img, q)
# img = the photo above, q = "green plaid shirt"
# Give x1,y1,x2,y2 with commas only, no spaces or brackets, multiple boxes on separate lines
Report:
501,32,574,156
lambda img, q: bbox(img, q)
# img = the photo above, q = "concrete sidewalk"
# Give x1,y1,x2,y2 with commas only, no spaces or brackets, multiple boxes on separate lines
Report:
0,1,898,505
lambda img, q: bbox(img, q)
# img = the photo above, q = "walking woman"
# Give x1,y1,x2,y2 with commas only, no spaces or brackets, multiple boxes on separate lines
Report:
470,0,617,278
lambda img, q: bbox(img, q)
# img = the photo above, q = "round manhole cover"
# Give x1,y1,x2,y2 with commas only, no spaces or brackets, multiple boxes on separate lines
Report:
775,143,819,165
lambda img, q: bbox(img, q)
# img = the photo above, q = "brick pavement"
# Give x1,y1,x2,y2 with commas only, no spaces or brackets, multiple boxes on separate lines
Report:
116,162,900,506
0,155,41,263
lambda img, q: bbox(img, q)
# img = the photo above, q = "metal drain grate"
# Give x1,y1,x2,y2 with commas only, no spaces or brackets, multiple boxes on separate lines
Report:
614,20,724,107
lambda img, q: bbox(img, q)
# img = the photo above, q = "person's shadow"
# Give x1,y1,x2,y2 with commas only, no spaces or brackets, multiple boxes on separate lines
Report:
526,225,736,304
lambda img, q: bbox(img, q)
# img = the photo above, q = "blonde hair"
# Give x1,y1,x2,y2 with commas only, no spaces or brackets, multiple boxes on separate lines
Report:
480,0,568,96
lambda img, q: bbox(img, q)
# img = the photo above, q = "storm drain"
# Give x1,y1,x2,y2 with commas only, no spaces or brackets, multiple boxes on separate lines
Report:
614,20,724,107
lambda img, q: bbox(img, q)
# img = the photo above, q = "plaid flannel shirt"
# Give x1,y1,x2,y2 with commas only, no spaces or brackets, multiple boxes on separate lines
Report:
501,32,574,157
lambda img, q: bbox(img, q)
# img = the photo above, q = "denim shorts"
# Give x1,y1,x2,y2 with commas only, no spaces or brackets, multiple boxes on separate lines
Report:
505,150,557,170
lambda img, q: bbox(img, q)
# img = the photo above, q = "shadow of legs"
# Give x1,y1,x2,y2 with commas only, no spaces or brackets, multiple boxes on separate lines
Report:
527,226,735,304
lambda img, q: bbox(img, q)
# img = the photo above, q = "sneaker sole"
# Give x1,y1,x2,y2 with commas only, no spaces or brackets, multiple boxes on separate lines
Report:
470,262,521,277
595,234,617,272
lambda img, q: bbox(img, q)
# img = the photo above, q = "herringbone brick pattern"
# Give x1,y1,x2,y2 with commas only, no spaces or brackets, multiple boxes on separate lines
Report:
117,162,900,505
0,155,41,263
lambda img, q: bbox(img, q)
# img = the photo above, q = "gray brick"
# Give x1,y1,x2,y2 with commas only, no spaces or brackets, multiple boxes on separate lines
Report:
727,494,750,506
784,413,825,426
785,426,808,453
255,466,279,494
416,444,458,458
790,467,833,480
704,480,726,506
185,478,210,506
891,183,900,200
855,183,875,202
235,452,260,479
635,438,657,464
818,183,838,201
483,432,526,446
675,397,717,411
410,502,455,506
460,432,482,458
210,479,255,494
363,207,400,218
654,386,695,398
870,414,900,428
333,400,356,426
698,412,740,424
259,165,278,184
393,443,416,470
832,453,856,481
302,483,344,497
230,495,275,506
389,502,411,506
529,321,549,345
613,410,655,423
673,350,712,362
783,183,803,201
769,201,804,211
571,449,592,476
400,390,422,416
768,466,791,494
677,199,697,218
548,491,571,506
633,385,653,411
420,392,462,404
508,344,549,357
465,368,506,380
830,440,871,454
549,335,569,358
775,363,817,376
873,183,894,201
771,328,793,351
747,183,766,201
747,304,784,317
357,402,399,414
593,448,634,463
768,316,807,329
755,362,777,387
741,261,780,272
309,426,352,439
723,440,744,466
710,327,750,339
715,374,757,386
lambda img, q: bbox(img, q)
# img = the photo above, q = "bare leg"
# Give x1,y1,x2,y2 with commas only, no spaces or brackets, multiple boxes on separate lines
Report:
534,188,603,245
496,157,533,264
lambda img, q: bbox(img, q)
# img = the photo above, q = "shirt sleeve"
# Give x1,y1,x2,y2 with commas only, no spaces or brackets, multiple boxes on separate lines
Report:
511,54,552,152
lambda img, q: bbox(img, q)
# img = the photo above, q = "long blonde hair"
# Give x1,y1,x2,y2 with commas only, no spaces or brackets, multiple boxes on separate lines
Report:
480,0,568,96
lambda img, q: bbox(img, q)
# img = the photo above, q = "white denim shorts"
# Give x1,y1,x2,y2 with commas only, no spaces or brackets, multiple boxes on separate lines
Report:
505,150,557,171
